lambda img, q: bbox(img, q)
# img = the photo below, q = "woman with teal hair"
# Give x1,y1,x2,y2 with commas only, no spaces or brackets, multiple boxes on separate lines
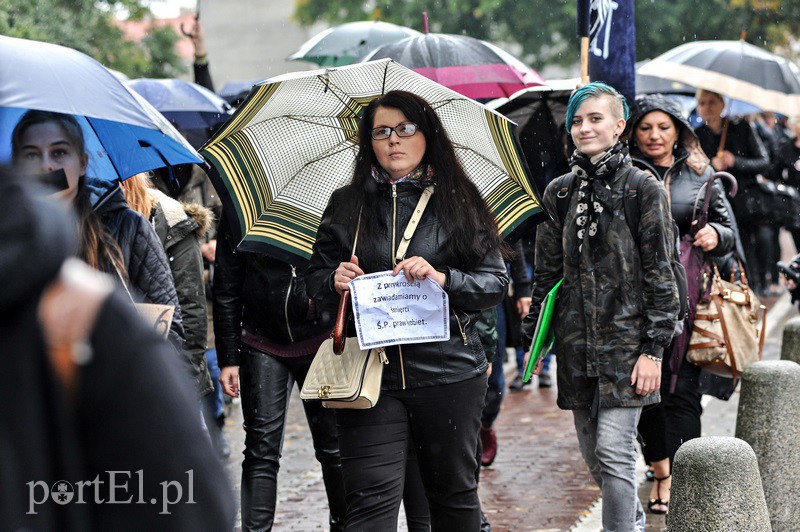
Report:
522,82,680,530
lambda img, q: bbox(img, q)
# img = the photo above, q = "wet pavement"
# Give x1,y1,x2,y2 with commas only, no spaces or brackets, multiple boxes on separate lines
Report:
220,291,797,531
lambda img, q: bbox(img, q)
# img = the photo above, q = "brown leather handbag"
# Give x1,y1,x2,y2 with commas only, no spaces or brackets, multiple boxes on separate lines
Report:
686,263,766,378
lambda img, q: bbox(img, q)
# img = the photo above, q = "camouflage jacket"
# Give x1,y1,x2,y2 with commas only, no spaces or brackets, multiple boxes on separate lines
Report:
522,162,679,409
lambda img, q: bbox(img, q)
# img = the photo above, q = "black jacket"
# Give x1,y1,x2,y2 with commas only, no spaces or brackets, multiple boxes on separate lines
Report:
81,179,185,346
772,136,800,189
695,119,769,188
306,182,510,390
0,175,235,531
213,218,334,368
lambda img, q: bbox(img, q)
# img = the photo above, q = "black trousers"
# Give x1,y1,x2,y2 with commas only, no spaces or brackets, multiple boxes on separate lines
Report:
637,355,702,466
740,223,779,293
336,373,488,531
239,347,346,531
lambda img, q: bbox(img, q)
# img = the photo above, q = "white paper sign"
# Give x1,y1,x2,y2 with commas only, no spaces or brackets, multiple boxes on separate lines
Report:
349,270,450,350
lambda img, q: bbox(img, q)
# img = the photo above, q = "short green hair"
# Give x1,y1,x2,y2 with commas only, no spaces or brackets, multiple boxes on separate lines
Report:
566,82,629,127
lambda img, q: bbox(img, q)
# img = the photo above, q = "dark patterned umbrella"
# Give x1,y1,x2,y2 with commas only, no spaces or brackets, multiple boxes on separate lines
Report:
638,40,800,116
361,33,544,100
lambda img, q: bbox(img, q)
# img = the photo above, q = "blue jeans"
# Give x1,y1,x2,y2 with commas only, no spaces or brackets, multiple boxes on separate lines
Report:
204,348,224,419
573,406,645,532
482,303,506,428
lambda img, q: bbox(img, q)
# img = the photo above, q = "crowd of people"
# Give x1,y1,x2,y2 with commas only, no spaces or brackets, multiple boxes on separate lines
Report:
6,17,800,532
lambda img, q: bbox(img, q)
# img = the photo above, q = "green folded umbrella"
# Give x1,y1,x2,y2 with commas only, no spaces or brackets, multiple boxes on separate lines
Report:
523,278,563,383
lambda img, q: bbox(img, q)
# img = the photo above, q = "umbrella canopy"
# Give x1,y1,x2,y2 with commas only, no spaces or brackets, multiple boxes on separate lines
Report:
638,40,800,116
288,20,420,67
0,35,201,181
636,60,695,95
126,78,232,147
201,59,545,265
361,34,544,100
488,80,577,191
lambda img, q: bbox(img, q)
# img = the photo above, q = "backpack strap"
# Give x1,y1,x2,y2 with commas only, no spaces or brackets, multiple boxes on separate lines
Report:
623,169,647,247
554,173,576,225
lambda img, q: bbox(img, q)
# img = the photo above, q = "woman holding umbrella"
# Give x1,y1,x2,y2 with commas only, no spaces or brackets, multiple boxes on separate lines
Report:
694,89,771,294
626,95,736,514
307,90,509,529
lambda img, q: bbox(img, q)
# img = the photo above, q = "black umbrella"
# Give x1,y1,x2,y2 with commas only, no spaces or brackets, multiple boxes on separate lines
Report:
488,81,576,192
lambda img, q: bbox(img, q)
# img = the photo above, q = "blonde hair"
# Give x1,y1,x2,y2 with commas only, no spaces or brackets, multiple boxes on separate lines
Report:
695,89,724,104
122,172,157,220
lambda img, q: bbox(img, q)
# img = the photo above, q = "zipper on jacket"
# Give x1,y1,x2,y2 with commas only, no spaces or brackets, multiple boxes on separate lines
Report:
391,183,398,267
284,265,296,343
390,183,407,389
378,348,388,364
452,308,469,345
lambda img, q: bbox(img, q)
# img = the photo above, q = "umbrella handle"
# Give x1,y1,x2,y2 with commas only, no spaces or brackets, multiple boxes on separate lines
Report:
332,291,350,355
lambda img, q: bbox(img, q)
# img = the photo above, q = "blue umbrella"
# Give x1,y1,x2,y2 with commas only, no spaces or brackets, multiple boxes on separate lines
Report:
0,35,202,182
126,78,231,133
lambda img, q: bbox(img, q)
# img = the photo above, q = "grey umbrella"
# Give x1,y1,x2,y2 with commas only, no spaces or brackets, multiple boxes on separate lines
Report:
288,20,420,67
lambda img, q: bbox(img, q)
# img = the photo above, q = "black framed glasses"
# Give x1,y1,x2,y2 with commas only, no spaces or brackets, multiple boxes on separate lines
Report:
370,122,419,140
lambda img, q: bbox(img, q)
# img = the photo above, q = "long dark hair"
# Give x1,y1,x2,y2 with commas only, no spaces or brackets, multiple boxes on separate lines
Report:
11,110,126,275
351,90,509,267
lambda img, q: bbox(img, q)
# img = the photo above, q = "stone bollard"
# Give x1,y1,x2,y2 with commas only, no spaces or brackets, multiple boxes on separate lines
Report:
781,316,800,364
735,360,800,531
667,437,770,531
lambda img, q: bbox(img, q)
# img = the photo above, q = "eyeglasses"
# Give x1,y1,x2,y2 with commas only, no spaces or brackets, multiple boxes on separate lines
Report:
370,122,419,140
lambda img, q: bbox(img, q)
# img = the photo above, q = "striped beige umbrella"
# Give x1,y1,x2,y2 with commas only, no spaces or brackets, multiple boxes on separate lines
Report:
638,40,800,116
201,59,544,264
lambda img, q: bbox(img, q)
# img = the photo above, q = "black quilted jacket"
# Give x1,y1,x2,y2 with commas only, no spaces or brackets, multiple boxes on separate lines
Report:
81,178,185,347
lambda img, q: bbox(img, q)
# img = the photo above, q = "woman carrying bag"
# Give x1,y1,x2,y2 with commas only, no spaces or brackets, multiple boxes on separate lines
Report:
306,90,509,530
626,95,737,514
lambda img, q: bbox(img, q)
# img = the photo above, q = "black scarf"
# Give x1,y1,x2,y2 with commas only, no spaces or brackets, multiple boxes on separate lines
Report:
568,142,629,265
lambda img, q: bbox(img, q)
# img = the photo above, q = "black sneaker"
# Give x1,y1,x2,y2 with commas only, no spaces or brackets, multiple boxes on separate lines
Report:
538,372,552,388
508,374,527,391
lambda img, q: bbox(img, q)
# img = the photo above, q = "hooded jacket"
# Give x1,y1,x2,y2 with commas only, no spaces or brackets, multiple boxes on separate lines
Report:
521,159,680,410
150,189,214,396
80,178,185,347
307,181,509,390
627,96,735,257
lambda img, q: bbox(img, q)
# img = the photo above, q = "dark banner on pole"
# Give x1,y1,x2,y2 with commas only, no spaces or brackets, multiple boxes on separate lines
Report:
588,0,636,103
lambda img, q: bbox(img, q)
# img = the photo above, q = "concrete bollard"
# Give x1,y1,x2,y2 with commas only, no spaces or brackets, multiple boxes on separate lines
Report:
667,437,770,531
735,360,800,531
781,316,800,364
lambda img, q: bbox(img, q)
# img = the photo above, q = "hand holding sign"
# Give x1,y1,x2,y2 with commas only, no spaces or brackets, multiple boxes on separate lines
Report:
334,255,364,294
392,256,446,288
349,270,450,350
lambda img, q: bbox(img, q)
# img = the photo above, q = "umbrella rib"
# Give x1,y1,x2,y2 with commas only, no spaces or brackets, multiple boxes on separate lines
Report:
317,74,363,118
451,142,511,178
299,141,358,170
285,115,357,134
